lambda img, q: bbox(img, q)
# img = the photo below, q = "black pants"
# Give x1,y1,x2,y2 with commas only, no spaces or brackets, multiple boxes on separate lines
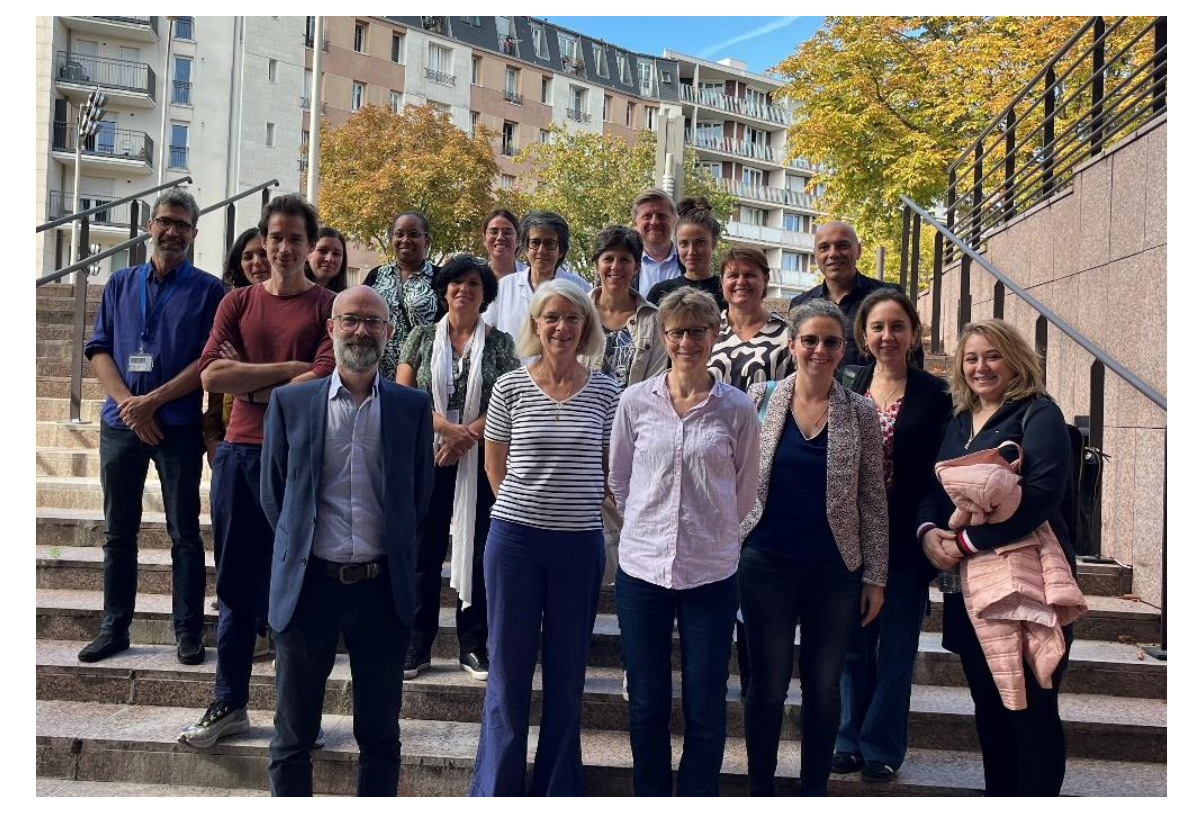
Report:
410,457,494,657
944,593,1071,796
269,563,410,797
99,420,205,639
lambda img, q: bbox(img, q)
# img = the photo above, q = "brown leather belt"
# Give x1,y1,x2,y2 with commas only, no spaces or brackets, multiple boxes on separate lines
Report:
310,555,386,584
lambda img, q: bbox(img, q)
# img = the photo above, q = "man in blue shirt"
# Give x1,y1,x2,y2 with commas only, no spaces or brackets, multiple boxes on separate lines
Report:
79,189,225,665
632,189,683,297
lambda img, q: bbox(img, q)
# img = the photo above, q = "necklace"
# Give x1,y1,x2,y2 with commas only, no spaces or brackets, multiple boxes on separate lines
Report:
870,378,905,410
792,396,830,439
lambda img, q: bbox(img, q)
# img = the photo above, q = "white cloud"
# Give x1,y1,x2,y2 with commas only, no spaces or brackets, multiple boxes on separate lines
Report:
701,16,800,57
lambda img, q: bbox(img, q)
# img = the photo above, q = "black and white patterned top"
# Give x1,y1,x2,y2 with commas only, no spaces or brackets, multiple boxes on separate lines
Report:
484,367,620,531
365,261,442,379
601,325,636,387
709,310,790,392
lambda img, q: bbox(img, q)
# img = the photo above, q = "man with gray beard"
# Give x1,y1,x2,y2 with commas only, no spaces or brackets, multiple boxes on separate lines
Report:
260,285,434,796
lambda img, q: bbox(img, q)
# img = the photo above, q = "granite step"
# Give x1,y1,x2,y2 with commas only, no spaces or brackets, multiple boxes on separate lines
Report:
39,340,93,359
37,324,95,342
37,547,216,595
35,640,1166,763
37,777,265,797
36,397,106,422
35,590,1167,699
37,476,213,515
34,700,1166,796
38,509,211,548
36,284,106,300
36,311,99,331
37,378,107,401
36,422,101,449
37,448,214,480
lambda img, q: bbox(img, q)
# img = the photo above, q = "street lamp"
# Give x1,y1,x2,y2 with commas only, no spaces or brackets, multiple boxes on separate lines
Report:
69,90,108,267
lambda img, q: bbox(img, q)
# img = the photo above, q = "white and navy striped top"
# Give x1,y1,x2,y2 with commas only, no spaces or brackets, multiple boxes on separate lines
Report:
485,367,620,531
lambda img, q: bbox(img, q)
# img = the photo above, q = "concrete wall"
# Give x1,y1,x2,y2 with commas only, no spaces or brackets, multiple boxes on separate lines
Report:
918,116,1167,604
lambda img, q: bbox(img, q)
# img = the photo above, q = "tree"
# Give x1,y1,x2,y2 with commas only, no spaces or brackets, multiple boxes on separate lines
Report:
316,103,500,260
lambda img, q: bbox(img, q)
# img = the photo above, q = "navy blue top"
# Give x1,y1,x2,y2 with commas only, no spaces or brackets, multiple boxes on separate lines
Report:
85,259,224,429
745,419,840,561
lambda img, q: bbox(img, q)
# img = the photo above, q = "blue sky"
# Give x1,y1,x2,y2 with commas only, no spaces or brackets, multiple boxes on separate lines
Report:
544,17,824,75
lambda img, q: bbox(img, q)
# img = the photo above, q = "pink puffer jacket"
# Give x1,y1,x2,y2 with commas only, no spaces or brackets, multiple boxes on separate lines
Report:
935,444,1088,710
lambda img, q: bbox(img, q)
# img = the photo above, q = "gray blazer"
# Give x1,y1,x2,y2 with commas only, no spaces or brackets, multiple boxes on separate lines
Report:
741,373,889,586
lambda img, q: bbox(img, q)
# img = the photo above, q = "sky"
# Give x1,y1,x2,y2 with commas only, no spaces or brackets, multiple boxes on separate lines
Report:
545,16,824,75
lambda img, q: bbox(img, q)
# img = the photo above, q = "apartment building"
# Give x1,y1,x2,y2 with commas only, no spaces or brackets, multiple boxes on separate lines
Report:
35,15,304,281
668,49,821,299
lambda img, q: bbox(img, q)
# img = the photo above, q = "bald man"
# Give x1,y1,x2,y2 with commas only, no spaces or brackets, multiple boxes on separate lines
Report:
791,221,922,368
260,285,434,796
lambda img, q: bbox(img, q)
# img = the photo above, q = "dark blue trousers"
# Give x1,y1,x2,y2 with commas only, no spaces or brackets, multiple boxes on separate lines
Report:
210,441,272,709
615,568,737,796
469,519,604,797
99,420,206,639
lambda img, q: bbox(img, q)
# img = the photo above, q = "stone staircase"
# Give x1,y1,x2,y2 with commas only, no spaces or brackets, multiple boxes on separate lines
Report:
35,283,1167,796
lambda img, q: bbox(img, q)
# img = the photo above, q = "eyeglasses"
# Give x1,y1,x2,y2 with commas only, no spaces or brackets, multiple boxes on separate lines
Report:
334,314,388,332
152,216,194,234
527,238,559,251
663,326,712,342
537,313,583,326
392,230,426,241
486,227,516,238
797,334,845,351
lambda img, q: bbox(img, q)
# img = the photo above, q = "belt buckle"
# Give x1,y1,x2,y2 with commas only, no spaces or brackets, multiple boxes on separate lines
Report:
338,564,361,584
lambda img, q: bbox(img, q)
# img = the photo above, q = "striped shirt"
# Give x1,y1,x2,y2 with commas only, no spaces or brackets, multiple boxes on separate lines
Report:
485,367,620,531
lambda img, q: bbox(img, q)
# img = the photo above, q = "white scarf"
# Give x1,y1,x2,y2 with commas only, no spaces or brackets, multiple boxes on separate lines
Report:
430,315,486,609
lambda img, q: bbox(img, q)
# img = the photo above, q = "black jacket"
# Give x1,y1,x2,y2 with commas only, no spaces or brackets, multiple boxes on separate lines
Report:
850,364,952,578
790,272,924,368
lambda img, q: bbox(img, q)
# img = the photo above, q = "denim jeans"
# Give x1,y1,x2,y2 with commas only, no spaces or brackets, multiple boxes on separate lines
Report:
836,563,929,769
99,420,205,639
615,568,738,796
738,546,862,796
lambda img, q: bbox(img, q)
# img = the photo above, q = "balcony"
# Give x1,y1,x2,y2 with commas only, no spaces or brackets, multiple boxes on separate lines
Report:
46,191,150,235
54,51,156,108
61,16,159,43
717,178,820,210
768,268,818,296
425,67,456,87
172,81,192,106
687,132,786,166
566,108,592,124
726,220,816,252
501,143,519,157
679,83,790,127
52,121,154,176
504,90,523,105
787,157,823,174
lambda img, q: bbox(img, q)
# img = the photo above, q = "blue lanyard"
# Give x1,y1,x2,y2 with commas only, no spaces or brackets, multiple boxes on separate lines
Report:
140,264,184,347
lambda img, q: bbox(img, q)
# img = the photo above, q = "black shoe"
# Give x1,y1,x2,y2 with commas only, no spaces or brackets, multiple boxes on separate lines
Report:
459,651,489,681
831,751,864,775
78,633,130,663
404,649,431,680
861,760,896,783
177,633,206,665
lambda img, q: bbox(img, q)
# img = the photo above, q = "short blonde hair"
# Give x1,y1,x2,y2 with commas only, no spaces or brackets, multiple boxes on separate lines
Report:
516,278,605,360
657,287,721,333
951,318,1047,414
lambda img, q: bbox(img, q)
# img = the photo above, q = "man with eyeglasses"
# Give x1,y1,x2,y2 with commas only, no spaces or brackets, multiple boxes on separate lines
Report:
260,285,433,796
80,189,225,667
179,194,336,749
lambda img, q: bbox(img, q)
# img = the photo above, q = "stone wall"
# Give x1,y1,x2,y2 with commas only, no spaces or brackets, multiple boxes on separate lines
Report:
918,116,1167,605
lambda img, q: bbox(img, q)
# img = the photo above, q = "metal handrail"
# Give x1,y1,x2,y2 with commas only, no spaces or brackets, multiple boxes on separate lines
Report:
37,176,192,233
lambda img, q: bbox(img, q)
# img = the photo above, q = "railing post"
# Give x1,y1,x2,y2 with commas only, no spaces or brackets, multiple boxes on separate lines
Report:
993,281,1005,319
1148,436,1167,659
128,200,140,256
972,140,984,249
1088,360,1105,557
931,230,943,354
1090,17,1106,156
225,201,237,258
899,206,911,284
1035,315,1049,382
909,212,921,305
1043,68,1057,197
1004,107,1017,221
262,186,272,207
945,170,956,265
1153,17,1167,116
958,253,972,332
70,218,91,424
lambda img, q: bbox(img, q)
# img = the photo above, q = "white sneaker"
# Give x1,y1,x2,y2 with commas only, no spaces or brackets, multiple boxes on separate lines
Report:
178,700,250,749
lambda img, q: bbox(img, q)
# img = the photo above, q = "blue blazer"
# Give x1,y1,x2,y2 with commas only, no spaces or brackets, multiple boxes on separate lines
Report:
260,374,434,633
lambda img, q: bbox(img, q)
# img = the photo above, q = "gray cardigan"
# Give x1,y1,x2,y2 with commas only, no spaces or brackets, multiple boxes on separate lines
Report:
741,373,889,586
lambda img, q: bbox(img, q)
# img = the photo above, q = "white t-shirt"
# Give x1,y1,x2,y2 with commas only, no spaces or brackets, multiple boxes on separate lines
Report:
483,268,593,347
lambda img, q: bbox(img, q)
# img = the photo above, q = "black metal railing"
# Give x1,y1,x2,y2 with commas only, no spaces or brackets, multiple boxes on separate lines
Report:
425,67,456,86
566,108,591,123
46,191,150,232
899,194,1168,660
944,16,1166,257
172,80,192,105
53,121,154,167
504,90,523,105
501,143,518,157
55,51,156,101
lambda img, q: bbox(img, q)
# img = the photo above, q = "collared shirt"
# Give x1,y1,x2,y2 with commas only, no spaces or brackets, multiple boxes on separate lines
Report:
608,373,760,590
789,271,922,368
636,244,682,299
311,369,386,563
481,268,593,352
365,261,442,380
85,259,224,429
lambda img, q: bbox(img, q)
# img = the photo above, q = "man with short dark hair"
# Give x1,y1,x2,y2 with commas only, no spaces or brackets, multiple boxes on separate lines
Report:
80,190,224,666
631,189,683,297
179,193,336,749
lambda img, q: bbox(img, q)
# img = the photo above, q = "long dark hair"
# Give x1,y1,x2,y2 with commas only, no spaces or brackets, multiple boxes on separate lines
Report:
222,227,264,289
303,226,349,292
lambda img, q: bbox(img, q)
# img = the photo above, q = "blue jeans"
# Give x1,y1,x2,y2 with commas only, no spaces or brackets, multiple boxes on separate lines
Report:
836,564,929,769
615,568,737,796
469,519,604,797
99,421,205,639
738,546,862,796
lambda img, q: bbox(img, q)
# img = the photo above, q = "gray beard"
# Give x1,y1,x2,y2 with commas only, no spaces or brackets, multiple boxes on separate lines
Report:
334,336,381,372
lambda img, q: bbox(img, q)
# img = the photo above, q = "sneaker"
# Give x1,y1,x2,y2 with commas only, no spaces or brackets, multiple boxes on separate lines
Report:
178,700,249,749
459,651,489,681
313,726,326,749
253,633,271,659
404,649,431,680
831,751,864,775
176,633,205,665
78,633,129,663
860,760,896,783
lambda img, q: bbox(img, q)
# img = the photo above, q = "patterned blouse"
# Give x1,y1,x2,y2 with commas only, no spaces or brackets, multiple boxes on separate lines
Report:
398,323,519,414
366,261,442,379
601,324,636,387
868,393,904,492
709,310,791,392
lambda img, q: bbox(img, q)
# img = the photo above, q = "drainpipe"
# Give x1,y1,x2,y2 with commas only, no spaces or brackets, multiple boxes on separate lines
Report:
306,16,325,204
157,17,174,185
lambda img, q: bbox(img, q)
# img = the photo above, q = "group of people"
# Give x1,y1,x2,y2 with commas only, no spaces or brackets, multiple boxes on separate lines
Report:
77,185,1077,798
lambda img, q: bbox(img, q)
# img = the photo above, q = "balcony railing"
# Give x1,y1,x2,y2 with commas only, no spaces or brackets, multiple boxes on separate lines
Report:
679,83,791,126
504,90,523,105
726,220,816,251
566,108,591,123
300,96,311,110
425,67,456,86
55,51,156,101
169,146,189,170
172,81,192,105
90,16,158,36
717,178,819,210
53,122,154,167
46,191,150,232
502,143,519,157
687,132,786,164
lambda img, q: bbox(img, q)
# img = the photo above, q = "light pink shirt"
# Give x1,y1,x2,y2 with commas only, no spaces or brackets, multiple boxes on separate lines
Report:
609,372,760,590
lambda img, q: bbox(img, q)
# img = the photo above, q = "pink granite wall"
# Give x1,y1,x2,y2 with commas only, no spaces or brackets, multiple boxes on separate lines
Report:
918,117,1167,605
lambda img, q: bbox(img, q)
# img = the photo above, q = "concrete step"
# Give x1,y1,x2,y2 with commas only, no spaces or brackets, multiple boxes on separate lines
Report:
36,448,214,480
37,284,106,300
37,476,213,515
37,359,95,379
39,340,92,359
37,422,101,448
37,397,106,422
35,590,1167,699
38,509,210,548
37,311,99,332
34,699,1167,796
37,378,107,401
35,640,1166,763
37,547,216,595
37,777,266,797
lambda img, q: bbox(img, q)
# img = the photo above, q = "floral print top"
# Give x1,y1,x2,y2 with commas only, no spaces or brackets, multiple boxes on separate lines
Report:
398,323,519,413
365,261,441,379
867,392,904,492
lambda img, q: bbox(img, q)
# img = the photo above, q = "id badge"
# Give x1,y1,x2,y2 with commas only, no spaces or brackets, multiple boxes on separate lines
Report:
128,352,155,373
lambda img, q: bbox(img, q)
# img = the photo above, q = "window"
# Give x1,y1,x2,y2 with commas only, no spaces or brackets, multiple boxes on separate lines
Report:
539,129,552,145
625,101,635,127
603,94,613,122
541,76,552,104
391,33,402,63
645,106,658,130
390,91,402,113
461,16,481,26
172,56,192,105
500,174,515,190
303,69,312,107
505,67,519,97
268,59,278,84
786,175,806,192
265,122,275,147
617,53,632,85
305,16,315,47
558,33,578,61
741,166,763,186
660,69,673,84
427,43,453,83
175,16,194,40
638,60,654,96
570,86,586,115
472,56,482,85
782,251,807,272
593,44,608,77
470,111,480,134
700,162,723,178
502,121,517,155
169,123,188,169
354,21,367,53
746,87,766,108
351,81,365,112
784,213,804,232
740,206,766,226
530,23,549,58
